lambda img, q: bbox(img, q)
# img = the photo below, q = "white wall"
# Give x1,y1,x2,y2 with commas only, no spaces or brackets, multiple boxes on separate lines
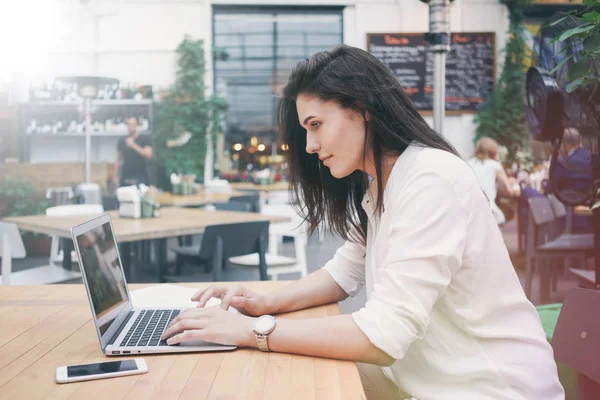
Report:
11,0,509,161
13,1,210,91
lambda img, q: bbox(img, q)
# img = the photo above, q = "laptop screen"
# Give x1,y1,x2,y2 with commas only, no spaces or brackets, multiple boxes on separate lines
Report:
75,221,129,336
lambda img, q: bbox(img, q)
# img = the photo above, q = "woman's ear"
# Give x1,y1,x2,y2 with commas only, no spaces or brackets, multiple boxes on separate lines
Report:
365,111,370,121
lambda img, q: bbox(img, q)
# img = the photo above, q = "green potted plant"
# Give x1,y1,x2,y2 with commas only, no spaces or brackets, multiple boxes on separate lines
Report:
474,0,531,168
0,176,51,255
155,36,227,188
544,0,600,210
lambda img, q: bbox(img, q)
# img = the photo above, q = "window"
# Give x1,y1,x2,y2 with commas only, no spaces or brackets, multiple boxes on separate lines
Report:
213,6,343,163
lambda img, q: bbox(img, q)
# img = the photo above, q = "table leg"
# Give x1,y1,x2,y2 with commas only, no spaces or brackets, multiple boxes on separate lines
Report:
62,239,73,271
155,238,167,283
177,235,192,247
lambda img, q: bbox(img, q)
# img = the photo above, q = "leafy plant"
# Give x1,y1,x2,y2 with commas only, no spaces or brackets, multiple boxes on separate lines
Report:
155,36,227,183
0,176,50,244
549,0,600,93
548,0,600,208
474,0,531,167
0,176,48,217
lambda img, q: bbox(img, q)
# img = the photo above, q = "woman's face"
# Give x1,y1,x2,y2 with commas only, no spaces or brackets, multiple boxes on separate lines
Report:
296,94,368,179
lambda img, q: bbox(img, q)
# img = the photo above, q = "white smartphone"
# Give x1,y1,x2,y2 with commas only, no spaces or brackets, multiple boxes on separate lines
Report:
55,358,148,384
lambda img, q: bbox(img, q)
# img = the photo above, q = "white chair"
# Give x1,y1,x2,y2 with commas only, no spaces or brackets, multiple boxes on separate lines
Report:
229,204,308,280
266,190,291,205
204,179,232,193
0,222,81,285
47,204,104,265
46,186,74,206
0,222,26,285
75,183,102,205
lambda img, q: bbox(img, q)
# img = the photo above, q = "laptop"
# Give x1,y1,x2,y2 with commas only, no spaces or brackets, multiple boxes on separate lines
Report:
71,213,237,356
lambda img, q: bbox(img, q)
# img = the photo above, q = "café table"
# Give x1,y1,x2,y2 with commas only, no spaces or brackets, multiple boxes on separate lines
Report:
148,191,247,208
229,182,290,192
0,282,366,400
3,208,289,282
229,182,291,209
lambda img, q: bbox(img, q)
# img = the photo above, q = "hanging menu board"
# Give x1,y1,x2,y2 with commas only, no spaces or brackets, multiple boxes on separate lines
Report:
367,32,496,113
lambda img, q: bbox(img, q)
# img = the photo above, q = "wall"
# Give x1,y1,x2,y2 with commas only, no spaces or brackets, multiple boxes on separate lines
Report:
1,162,113,191
11,0,509,161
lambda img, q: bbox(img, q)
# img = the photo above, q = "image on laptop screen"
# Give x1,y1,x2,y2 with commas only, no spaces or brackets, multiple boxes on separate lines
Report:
76,221,128,335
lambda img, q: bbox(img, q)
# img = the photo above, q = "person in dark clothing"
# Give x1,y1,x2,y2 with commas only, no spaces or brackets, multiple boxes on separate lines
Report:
552,128,593,233
113,118,153,187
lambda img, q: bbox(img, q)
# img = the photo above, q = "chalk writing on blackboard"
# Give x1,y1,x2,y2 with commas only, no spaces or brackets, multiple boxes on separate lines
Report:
367,32,495,112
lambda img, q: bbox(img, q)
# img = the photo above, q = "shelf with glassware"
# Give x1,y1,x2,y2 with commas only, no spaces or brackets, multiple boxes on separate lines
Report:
20,100,154,164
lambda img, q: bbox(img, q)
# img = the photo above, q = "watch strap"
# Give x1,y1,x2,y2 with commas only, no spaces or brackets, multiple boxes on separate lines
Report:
256,333,270,352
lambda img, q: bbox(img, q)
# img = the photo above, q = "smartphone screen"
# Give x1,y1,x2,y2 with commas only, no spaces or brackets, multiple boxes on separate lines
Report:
67,360,138,378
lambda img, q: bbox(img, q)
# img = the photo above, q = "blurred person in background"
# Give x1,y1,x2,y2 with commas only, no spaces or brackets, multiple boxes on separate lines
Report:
552,127,593,233
113,118,153,187
467,137,521,225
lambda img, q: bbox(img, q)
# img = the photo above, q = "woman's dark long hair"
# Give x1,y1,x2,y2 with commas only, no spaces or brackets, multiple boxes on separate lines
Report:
278,44,459,244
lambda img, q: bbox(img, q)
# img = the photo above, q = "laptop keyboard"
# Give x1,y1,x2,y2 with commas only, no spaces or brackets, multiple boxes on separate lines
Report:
120,309,180,347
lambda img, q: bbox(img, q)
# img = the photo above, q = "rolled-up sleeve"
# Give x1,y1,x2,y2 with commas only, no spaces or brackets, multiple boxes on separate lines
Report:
352,173,467,360
322,238,366,297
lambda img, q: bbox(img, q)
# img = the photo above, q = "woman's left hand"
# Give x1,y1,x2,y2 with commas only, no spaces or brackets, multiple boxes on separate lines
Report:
160,307,255,347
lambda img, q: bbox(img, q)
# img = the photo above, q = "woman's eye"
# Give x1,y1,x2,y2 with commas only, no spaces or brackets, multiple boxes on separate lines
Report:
311,122,321,129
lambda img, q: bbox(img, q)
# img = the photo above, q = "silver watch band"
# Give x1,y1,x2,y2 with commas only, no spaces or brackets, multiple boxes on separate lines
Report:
256,333,270,352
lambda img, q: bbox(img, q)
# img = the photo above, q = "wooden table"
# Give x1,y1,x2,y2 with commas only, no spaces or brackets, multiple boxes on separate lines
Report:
148,191,246,207
0,282,365,400
3,209,289,282
3,208,288,243
230,182,290,192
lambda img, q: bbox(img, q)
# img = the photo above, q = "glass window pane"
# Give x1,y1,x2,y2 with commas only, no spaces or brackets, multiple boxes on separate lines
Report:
214,8,342,150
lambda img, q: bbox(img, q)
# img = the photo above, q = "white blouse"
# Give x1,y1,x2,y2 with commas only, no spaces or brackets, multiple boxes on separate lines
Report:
323,145,564,400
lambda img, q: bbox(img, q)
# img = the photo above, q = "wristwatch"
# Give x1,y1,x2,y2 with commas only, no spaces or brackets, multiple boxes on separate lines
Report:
253,315,276,352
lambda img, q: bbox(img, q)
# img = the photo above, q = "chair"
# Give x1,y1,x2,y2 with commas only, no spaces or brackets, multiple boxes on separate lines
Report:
0,222,81,285
552,288,600,400
75,183,102,205
518,184,544,252
204,179,232,193
525,197,594,303
46,187,74,206
0,222,26,285
212,201,252,212
229,204,308,280
267,190,291,205
166,221,270,282
46,204,104,265
547,194,568,236
229,194,261,213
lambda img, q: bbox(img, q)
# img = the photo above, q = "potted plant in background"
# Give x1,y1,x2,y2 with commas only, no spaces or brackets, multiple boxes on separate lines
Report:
155,36,227,190
0,176,50,255
475,0,532,171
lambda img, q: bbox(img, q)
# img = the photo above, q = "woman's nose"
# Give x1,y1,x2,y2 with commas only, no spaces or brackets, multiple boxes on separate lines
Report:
305,132,320,154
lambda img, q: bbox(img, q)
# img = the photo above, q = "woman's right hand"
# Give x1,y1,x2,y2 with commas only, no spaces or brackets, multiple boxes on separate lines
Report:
191,284,273,316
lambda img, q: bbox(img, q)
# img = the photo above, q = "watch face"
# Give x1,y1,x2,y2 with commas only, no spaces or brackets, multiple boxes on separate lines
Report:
254,315,275,334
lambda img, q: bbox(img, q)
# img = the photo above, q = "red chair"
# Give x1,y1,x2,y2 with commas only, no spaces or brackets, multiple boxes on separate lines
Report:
552,288,600,399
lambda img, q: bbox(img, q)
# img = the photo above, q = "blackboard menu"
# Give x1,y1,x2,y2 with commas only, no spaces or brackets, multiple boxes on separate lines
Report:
367,32,495,112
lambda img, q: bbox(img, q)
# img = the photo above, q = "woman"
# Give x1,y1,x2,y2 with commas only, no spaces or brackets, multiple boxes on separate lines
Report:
467,137,521,225
162,45,563,400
